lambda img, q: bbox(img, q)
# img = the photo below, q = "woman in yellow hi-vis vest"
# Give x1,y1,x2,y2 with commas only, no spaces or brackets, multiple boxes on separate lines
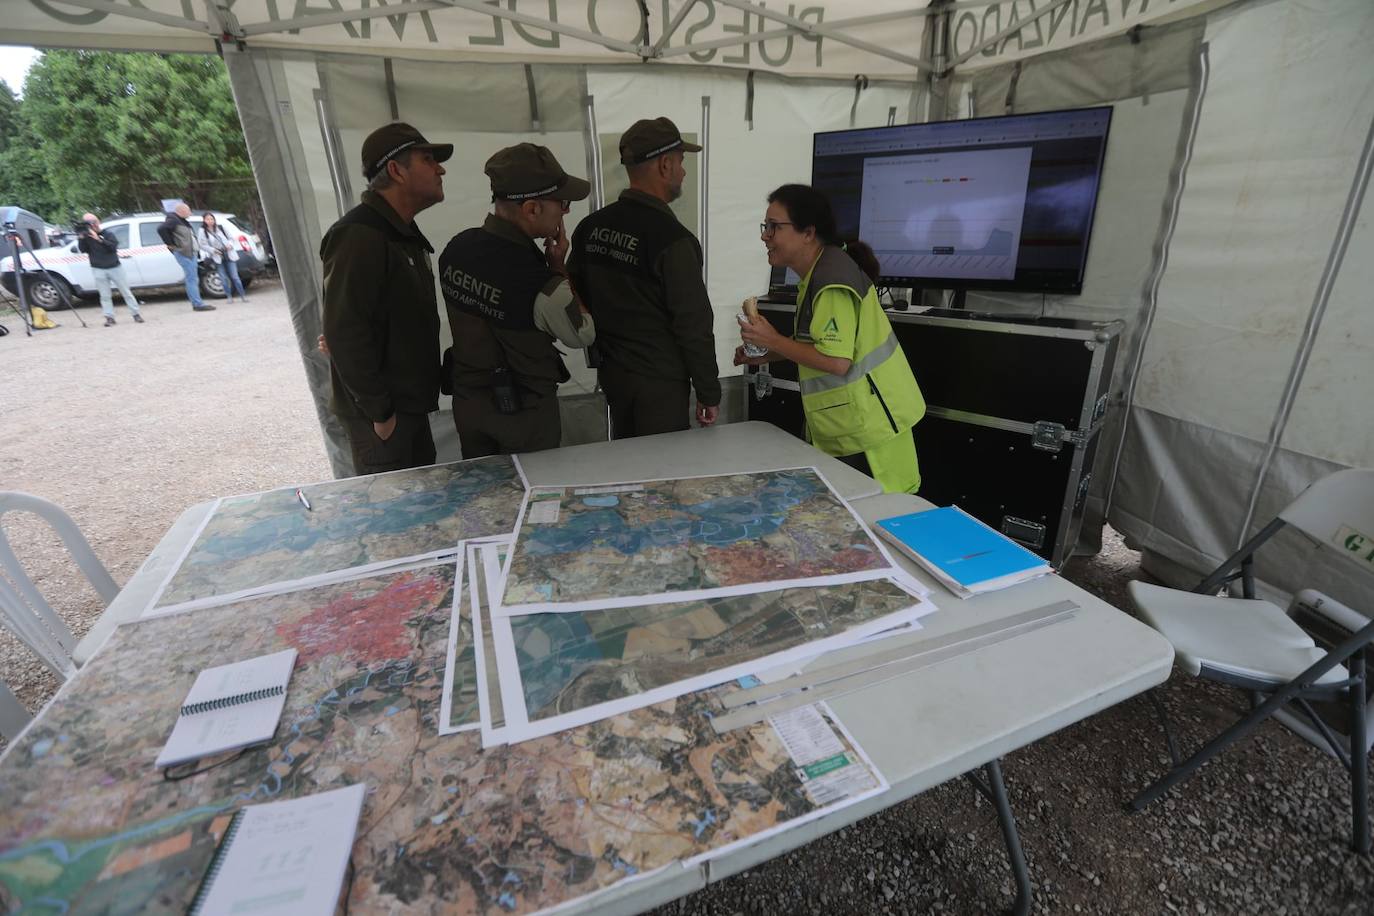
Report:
737,184,925,494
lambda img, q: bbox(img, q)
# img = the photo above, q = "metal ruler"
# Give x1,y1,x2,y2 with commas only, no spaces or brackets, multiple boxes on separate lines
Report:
711,601,1078,734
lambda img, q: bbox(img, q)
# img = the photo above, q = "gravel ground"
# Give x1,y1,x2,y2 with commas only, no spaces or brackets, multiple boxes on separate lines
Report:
1,284,1370,913
0,280,329,717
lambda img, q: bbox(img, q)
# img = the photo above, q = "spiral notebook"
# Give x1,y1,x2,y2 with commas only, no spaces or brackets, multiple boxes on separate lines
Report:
189,783,366,916
875,506,1052,598
156,648,297,768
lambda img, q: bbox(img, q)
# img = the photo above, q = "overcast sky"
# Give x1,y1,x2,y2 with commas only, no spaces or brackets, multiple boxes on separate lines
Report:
0,45,42,97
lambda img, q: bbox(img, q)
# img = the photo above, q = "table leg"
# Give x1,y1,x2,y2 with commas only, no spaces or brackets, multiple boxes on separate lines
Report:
964,758,1031,916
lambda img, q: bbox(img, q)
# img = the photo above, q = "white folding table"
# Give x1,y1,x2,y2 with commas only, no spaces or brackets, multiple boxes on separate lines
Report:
66,423,1172,914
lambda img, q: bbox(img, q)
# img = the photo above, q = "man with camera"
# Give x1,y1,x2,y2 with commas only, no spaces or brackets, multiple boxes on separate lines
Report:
439,143,597,459
77,213,143,326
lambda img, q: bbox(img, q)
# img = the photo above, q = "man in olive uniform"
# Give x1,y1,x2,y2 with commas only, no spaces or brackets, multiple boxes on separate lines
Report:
321,122,451,475
568,117,720,439
439,143,597,458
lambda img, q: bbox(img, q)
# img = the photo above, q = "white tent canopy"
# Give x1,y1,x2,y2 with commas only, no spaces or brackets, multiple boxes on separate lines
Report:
5,0,1372,612
7,0,1220,75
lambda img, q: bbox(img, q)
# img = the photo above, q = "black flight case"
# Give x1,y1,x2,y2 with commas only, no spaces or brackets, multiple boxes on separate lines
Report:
743,304,1122,568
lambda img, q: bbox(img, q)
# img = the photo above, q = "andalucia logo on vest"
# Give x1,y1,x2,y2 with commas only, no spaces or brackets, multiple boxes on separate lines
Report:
821,317,839,335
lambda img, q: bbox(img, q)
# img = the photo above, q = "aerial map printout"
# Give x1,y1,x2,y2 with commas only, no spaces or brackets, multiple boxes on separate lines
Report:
0,560,888,914
440,551,480,735
497,468,896,614
476,542,931,743
469,542,512,747
148,456,523,614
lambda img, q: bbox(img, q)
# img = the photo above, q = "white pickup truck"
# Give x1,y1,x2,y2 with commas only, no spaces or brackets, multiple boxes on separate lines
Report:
1,211,267,309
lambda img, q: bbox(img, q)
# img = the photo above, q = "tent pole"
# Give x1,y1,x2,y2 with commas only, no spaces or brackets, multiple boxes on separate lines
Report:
584,92,605,212
42,0,207,32
699,96,711,289
1104,42,1211,524
658,11,926,63
434,0,641,54
202,1,243,39
524,65,543,134
710,0,931,72
239,3,450,36
384,59,400,121
1235,108,1374,547
943,0,1073,73
237,0,638,52
312,90,351,219
651,0,703,57
926,2,950,124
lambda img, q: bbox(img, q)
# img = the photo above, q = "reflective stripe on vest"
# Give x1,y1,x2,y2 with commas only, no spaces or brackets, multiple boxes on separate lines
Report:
798,332,900,396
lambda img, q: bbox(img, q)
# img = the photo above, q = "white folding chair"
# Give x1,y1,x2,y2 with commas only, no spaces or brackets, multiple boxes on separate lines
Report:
1128,468,1374,852
0,492,119,680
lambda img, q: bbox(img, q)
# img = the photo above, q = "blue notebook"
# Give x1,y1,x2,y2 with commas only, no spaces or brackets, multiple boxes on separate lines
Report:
875,506,1051,597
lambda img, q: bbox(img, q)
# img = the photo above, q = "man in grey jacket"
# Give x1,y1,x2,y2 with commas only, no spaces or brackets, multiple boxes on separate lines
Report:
156,203,214,312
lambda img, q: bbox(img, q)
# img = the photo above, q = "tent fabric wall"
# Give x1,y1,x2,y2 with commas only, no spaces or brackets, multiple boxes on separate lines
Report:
1108,0,1374,609
222,47,346,474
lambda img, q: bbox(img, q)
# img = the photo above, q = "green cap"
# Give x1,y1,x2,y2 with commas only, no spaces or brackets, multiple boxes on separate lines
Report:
619,117,702,165
361,121,452,181
485,143,591,202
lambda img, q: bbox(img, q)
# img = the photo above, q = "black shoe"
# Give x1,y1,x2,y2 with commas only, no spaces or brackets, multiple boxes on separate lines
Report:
193,305,217,312
104,316,116,327
132,313,145,323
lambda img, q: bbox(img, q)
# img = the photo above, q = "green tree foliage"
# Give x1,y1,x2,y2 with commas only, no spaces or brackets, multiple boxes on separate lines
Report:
0,82,19,141
0,80,63,221
5,50,253,222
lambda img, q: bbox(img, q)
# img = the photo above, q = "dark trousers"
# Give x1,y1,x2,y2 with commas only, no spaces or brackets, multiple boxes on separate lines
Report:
453,391,560,458
342,412,436,475
599,363,691,441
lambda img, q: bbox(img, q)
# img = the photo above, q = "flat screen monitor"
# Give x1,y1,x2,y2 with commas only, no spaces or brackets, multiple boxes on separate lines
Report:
811,106,1112,294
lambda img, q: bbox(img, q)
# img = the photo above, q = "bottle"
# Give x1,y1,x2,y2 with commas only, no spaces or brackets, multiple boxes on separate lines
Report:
738,296,769,358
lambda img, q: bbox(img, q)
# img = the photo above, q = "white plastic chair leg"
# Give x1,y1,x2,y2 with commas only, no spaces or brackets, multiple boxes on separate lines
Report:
0,679,31,741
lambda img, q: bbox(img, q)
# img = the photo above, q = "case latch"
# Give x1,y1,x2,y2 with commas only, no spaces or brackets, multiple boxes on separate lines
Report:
1032,420,1066,452
1002,516,1046,549
1075,472,1093,510
1033,420,1089,451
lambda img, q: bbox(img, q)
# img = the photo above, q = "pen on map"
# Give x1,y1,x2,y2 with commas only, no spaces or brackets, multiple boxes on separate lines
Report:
951,550,991,563
296,488,312,511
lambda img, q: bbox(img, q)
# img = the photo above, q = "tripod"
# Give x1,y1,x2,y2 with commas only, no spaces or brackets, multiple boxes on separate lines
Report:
2,225,89,335
0,277,30,336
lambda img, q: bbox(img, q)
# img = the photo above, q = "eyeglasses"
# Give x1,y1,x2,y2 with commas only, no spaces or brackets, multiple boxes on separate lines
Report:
541,199,572,213
760,220,795,237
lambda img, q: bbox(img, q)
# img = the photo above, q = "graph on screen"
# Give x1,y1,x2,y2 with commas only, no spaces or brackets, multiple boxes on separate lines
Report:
858,147,1033,281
